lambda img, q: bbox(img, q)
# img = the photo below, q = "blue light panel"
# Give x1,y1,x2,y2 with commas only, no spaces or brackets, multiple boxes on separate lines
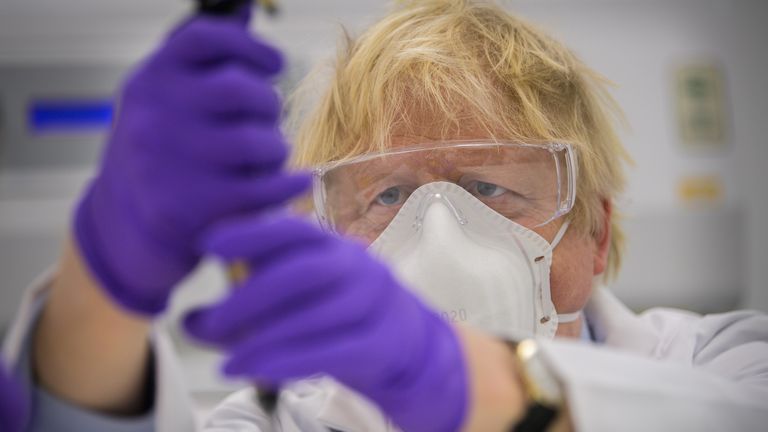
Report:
29,99,114,133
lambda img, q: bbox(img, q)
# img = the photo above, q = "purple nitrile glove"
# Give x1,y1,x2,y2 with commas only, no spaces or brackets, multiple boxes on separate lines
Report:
184,216,469,432
0,363,27,432
75,6,309,315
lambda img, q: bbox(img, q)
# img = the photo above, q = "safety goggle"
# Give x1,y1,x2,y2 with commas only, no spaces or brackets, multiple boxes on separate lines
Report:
313,141,577,242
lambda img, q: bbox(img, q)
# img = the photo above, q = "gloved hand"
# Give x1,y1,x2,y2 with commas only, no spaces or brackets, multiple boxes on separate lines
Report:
75,5,309,315
0,363,27,432
184,216,469,432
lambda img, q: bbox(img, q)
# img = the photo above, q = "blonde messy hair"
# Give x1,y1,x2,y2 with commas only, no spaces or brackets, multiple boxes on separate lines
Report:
290,0,631,280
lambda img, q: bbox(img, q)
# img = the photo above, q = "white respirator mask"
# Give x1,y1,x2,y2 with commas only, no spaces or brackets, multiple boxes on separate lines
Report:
368,181,579,339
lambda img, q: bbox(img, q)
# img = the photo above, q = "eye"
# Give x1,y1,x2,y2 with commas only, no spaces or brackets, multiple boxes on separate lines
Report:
472,181,507,198
375,186,406,206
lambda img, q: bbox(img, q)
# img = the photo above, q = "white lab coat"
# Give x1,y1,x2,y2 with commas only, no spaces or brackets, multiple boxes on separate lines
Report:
4,274,768,432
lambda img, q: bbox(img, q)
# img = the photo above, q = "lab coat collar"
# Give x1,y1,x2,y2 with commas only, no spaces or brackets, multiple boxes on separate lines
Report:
584,287,661,356
1,267,55,365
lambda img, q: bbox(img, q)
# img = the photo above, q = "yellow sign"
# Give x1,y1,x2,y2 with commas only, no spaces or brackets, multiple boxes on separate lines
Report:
678,175,723,205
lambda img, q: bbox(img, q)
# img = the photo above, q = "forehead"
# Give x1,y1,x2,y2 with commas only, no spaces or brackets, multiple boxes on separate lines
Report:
386,116,496,149
355,115,551,170
347,106,552,165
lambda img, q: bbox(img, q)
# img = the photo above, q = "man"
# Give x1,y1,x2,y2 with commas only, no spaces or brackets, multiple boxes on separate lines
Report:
3,1,768,431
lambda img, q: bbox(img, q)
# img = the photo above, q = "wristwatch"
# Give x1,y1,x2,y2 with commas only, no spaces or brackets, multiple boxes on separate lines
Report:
508,339,565,432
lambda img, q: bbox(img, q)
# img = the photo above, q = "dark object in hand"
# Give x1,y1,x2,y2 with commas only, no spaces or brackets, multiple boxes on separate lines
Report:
198,0,250,15
198,0,278,16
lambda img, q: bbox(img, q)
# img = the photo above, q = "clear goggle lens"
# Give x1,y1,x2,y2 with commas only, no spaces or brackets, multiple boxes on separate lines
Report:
313,141,576,242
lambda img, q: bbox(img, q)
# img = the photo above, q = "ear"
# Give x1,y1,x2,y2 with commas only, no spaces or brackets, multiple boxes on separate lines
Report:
593,199,612,276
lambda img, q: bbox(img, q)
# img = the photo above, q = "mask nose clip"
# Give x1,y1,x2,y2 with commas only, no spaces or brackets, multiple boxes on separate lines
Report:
413,191,468,231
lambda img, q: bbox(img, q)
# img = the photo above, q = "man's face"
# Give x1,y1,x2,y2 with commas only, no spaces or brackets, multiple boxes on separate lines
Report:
337,124,611,338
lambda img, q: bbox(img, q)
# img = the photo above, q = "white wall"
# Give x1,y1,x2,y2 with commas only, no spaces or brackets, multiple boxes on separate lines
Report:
506,0,768,312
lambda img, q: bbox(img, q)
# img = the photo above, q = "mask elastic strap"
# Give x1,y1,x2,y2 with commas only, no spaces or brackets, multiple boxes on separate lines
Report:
549,219,570,251
557,311,582,323
549,220,578,324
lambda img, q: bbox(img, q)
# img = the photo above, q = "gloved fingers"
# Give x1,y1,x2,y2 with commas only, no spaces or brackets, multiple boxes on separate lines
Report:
202,215,328,261
225,172,312,212
228,265,416,373
134,157,312,218
121,60,280,123
255,300,446,390
161,18,283,75
136,170,309,235
220,326,381,385
0,364,28,432
179,171,310,214
110,87,285,171
211,276,446,394
184,242,357,344
198,263,392,348
229,1,254,26
182,65,281,121
171,125,289,170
